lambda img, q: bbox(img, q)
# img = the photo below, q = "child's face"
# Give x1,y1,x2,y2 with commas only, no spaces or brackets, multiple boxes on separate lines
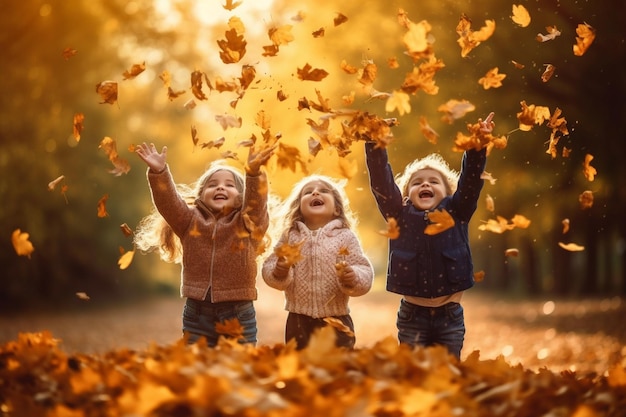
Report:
407,168,448,210
200,170,241,214
299,180,339,230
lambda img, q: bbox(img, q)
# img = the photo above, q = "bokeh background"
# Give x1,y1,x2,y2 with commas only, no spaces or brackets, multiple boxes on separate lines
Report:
1,0,625,312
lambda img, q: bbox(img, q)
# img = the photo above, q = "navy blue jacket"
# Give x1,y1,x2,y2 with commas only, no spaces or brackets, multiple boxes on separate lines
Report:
365,143,486,298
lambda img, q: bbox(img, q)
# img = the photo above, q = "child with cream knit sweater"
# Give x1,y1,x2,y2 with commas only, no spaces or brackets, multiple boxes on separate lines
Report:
262,175,374,349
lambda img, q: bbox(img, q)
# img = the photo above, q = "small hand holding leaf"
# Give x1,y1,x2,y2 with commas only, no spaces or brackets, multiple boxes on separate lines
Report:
136,142,167,173
336,262,357,288
246,144,276,175
478,112,495,134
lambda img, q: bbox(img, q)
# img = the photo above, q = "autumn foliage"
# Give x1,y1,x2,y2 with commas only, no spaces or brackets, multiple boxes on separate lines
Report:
1,331,625,417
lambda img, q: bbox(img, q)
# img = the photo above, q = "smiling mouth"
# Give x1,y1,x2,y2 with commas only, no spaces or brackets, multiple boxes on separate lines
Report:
419,191,433,198
214,194,228,200
311,199,324,206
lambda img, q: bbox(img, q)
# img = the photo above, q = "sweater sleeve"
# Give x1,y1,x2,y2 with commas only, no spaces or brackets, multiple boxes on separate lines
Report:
242,171,270,237
339,230,374,297
364,142,403,220
450,147,487,221
147,166,193,236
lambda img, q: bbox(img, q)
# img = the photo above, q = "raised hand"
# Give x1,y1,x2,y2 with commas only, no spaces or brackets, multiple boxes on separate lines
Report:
246,144,276,175
478,112,495,134
136,142,167,173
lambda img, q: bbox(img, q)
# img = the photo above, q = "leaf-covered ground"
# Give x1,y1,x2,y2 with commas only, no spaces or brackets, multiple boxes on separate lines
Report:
1,289,625,416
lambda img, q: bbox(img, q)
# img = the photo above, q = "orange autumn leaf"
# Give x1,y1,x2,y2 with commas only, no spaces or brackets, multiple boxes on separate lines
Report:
190,70,209,100
573,22,595,56
61,47,77,60
217,28,247,64
76,292,90,300
582,154,597,181
516,101,551,131
559,242,585,252
456,14,495,57
511,214,531,229
216,318,244,339
510,60,525,69
275,240,305,266
297,63,329,82
95,80,118,105
97,194,109,218
222,0,242,11
579,190,594,210
438,99,475,124
276,143,308,174
120,223,134,238
333,13,348,27
11,229,35,258
323,317,354,337
419,116,439,145
122,61,146,80
511,4,531,28
73,113,85,141
478,67,506,89
99,137,131,176
562,218,570,234
403,19,433,59
379,218,400,240
478,216,516,234
340,60,358,74
473,270,485,282
425,209,455,235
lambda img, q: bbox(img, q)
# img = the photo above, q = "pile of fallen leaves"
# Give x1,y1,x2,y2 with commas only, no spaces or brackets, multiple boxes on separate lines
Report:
1,331,625,417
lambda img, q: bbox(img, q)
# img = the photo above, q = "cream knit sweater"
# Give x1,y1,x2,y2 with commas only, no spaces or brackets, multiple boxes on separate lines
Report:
262,219,374,318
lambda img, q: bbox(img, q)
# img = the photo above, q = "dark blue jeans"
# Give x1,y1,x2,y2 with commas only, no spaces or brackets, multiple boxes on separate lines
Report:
396,299,465,359
182,298,257,347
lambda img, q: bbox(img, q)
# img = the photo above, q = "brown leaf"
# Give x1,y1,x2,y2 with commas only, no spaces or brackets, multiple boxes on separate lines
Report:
72,113,85,142
11,229,35,258
95,81,118,105
97,194,109,218
297,63,329,82
122,62,146,80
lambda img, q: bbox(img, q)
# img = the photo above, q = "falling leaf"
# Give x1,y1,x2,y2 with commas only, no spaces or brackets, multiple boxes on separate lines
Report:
99,137,131,176
297,63,329,82
269,25,294,46
222,0,242,11
424,209,455,235
510,60,525,69
573,22,595,56
73,113,85,141
562,218,570,234
485,194,495,213
419,116,439,144
480,171,497,185
456,14,495,57
505,248,519,257
578,190,594,210
217,28,247,64
478,216,516,234
183,99,196,109
76,292,90,300
511,214,531,229
118,247,135,270
403,19,432,57
215,114,242,130
190,70,209,100
333,13,348,27
11,229,35,258
61,47,77,60
536,26,561,42
385,90,411,116
541,64,556,82
478,67,506,89
438,99,475,124
511,5,531,28
95,81,118,105
473,270,485,282
582,154,597,181
379,218,400,239
48,175,65,191
323,317,354,337
122,61,146,80
120,223,133,237
216,318,245,340
559,242,585,252
275,240,304,266
97,194,109,218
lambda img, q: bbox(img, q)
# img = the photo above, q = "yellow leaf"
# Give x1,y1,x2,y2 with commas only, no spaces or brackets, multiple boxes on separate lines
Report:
511,4,531,27
558,242,585,252
118,248,135,270
385,90,411,116
379,218,400,239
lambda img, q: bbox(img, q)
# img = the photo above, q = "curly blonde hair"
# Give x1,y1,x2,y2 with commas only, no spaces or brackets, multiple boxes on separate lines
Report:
133,161,245,264
394,153,459,198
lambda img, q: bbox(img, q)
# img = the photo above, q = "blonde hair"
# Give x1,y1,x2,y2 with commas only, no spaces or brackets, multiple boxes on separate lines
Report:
134,161,245,264
270,174,357,242
395,153,459,197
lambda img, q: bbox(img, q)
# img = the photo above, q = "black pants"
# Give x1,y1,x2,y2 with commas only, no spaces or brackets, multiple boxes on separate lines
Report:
285,312,356,350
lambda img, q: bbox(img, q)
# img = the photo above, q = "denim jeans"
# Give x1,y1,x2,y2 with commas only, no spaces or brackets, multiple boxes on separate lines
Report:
285,312,356,350
182,298,257,347
396,299,465,359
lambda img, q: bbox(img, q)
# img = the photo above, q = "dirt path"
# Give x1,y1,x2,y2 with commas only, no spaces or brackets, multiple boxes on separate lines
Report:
1,286,624,375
